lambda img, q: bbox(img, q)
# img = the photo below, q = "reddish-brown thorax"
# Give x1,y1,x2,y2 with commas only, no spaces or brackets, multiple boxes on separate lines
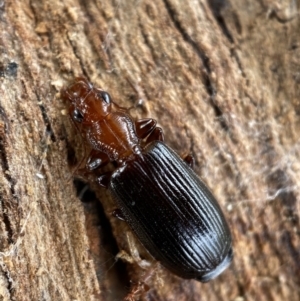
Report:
61,77,141,163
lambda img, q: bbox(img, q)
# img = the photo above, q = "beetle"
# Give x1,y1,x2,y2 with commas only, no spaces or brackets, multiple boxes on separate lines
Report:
61,77,233,283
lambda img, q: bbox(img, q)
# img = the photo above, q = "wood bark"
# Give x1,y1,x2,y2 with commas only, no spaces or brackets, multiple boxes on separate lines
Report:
0,0,300,300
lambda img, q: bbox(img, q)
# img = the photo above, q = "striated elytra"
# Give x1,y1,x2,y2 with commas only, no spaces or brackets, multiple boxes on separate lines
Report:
62,77,233,282
110,141,232,282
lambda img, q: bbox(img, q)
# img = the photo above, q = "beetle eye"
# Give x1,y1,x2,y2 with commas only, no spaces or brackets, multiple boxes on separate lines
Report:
100,91,111,104
73,109,84,123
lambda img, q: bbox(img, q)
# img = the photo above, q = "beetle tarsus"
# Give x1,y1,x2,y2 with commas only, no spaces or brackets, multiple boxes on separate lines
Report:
97,172,112,188
112,208,126,221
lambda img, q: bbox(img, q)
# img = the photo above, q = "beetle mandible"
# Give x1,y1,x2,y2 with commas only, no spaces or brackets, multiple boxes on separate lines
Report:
61,77,233,283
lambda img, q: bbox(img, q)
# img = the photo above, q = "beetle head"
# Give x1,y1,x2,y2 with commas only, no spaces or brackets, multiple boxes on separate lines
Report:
61,77,112,125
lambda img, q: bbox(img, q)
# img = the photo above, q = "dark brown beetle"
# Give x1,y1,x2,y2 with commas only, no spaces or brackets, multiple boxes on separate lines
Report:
61,77,233,283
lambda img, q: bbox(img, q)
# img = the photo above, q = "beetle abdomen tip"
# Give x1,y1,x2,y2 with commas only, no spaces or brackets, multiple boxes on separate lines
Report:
197,247,233,282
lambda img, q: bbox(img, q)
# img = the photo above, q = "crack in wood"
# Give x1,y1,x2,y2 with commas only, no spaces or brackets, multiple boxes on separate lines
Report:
34,92,56,143
0,107,17,245
66,33,89,78
162,0,230,132
2,268,13,298
74,179,130,299
207,0,236,43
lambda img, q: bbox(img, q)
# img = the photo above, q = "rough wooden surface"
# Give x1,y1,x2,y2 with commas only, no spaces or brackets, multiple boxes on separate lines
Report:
0,0,300,300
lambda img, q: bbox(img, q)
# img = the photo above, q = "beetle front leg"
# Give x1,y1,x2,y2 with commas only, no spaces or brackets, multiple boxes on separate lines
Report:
74,149,110,179
75,150,112,186
85,149,110,171
182,153,195,169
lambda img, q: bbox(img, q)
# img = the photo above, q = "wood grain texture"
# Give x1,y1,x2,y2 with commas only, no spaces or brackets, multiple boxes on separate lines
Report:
0,0,299,300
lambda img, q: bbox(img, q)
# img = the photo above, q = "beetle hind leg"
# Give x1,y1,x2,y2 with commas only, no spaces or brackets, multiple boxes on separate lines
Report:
97,171,112,188
116,232,162,301
111,208,126,221
123,261,162,301
116,231,151,269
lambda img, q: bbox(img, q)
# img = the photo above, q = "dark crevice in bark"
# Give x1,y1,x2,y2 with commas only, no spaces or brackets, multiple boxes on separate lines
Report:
207,0,235,43
207,1,249,93
74,179,130,300
35,93,56,143
0,106,17,244
162,0,213,83
280,231,300,284
230,48,247,80
162,0,229,132
0,62,18,78
2,269,13,297
0,196,14,245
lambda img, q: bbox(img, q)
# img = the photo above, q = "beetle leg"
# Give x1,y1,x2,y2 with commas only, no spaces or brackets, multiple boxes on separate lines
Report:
116,232,151,269
86,150,110,171
123,261,161,301
117,232,161,301
123,282,149,301
111,208,126,221
135,118,157,139
97,172,112,188
182,153,195,169
145,127,164,144
127,231,152,268
75,149,109,173
73,150,110,180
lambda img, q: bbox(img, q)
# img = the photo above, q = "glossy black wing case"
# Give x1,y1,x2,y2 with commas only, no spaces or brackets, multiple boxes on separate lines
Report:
109,141,232,281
